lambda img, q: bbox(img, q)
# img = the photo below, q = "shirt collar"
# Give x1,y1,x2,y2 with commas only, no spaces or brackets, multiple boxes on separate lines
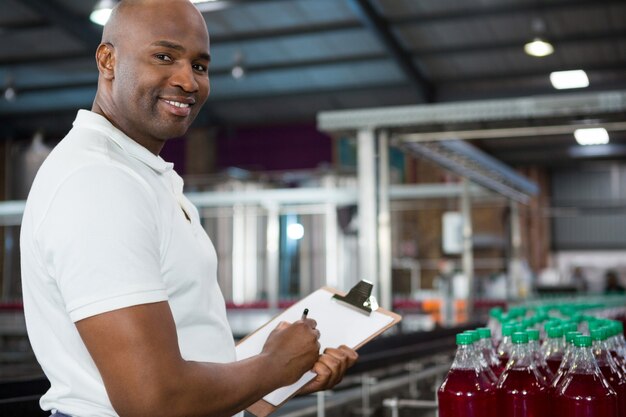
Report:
73,109,174,174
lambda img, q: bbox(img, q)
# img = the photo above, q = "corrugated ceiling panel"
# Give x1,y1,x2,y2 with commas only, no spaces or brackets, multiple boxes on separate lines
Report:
0,27,85,61
210,60,402,98
0,0,43,23
210,28,383,71
205,0,357,36
373,0,534,18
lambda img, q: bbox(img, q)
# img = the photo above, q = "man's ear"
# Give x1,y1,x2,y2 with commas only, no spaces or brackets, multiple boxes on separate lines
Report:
95,43,115,80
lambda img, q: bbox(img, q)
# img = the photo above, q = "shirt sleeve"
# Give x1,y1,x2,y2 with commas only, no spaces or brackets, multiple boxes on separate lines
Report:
36,164,169,322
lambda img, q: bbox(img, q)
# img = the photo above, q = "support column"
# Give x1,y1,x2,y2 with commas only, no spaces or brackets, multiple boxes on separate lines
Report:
324,176,339,289
378,130,392,310
460,178,474,319
357,128,378,299
510,199,523,299
265,204,280,309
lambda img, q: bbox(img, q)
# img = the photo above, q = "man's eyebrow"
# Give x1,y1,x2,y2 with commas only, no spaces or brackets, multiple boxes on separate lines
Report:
151,40,211,62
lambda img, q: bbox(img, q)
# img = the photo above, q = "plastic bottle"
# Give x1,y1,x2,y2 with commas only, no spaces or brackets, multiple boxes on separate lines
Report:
487,307,504,345
555,335,617,417
543,325,565,374
478,327,504,377
496,331,550,417
607,321,626,374
438,333,496,417
526,328,554,386
464,330,498,385
497,323,515,368
592,327,626,417
552,331,582,392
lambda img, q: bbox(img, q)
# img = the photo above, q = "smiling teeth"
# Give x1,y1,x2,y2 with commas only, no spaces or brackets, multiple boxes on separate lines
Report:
164,100,189,108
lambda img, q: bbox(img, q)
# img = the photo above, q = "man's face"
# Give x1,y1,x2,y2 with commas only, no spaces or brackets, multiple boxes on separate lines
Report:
110,2,210,151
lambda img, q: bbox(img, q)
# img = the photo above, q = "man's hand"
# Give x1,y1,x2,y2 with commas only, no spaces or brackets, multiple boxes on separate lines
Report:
261,319,321,386
298,345,359,395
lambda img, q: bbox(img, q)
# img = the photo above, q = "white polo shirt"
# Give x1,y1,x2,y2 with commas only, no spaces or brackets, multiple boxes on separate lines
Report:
20,110,236,417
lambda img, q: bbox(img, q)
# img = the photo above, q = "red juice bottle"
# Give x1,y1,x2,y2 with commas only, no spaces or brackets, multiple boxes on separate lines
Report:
555,335,617,417
592,327,626,417
464,330,498,385
496,331,550,417
527,328,554,386
607,321,626,375
438,333,496,417
478,327,505,377
488,307,504,346
544,326,565,374
551,331,582,392
497,323,515,368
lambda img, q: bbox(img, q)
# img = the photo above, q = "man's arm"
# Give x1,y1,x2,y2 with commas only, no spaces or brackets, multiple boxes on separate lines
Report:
76,301,325,417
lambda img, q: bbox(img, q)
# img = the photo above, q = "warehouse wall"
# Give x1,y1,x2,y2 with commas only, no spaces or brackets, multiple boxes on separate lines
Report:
551,162,626,249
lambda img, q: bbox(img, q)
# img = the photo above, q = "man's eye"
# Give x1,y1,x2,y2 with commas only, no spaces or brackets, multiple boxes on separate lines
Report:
193,64,208,73
155,54,172,62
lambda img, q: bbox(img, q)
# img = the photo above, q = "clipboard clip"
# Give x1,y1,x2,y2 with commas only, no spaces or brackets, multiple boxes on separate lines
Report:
332,280,379,316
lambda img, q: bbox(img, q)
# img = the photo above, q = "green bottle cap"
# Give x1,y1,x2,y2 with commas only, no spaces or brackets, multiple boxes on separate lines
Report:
616,321,624,334
591,328,606,341
526,329,540,341
490,307,503,318
502,324,515,336
512,332,529,344
464,330,480,343
566,331,581,344
575,335,592,348
547,326,563,338
477,327,491,339
563,322,578,333
456,333,473,345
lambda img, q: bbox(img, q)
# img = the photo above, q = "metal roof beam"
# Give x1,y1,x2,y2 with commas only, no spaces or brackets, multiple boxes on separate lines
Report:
346,0,435,103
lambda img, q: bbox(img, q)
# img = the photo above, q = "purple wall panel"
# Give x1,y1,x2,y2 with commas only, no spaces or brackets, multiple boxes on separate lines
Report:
216,124,332,171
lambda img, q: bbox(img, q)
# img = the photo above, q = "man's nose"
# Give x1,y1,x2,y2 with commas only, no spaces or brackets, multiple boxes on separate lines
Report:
171,62,199,93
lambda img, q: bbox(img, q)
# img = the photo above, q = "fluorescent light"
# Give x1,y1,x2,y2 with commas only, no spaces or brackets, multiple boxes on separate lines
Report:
550,70,589,89
574,128,609,146
90,0,117,26
524,38,554,57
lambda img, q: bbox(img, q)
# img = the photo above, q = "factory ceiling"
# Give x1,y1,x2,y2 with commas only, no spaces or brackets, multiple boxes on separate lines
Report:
0,0,625,165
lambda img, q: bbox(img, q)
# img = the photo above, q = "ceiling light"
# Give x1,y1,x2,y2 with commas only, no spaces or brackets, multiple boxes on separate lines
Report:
550,70,589,90
90,0,117,26
231,51,245,80
287,223,304,240
524,38,554,57
231,65,245,79
574,127,609,146
4,86,16,102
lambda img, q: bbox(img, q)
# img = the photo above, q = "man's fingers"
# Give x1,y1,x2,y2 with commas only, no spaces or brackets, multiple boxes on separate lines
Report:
337,345,359,366
316,352,344,387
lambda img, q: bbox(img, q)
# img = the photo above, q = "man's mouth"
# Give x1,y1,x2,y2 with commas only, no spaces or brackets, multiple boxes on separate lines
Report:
163,100,190,109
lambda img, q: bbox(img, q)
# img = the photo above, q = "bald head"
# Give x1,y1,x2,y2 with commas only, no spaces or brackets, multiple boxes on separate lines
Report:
103,0,208,46
92,0,211,155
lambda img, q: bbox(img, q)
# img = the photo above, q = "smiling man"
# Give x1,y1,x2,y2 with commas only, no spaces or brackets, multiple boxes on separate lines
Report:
20,1,357,416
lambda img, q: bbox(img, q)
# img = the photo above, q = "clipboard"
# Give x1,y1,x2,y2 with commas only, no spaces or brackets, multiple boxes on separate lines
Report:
235,281,402,417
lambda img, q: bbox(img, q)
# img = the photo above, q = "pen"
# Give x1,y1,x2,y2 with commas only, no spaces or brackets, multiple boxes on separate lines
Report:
301,308,309,320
